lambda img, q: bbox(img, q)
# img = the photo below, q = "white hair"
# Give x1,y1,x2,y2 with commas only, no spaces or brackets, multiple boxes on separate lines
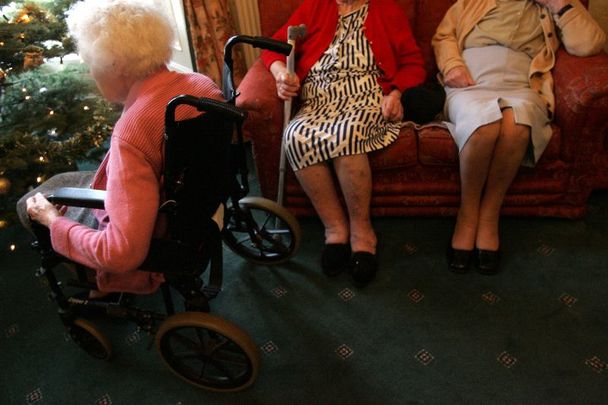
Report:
66,0,175,79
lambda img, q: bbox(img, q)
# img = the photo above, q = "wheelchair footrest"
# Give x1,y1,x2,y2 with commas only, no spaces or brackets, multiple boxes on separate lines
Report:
67,279,99,291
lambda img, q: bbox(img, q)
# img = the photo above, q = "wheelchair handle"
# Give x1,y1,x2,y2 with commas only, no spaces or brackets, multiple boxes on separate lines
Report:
224,35,292,61
243,36,292,55
164,95,248,128
222,35,292,101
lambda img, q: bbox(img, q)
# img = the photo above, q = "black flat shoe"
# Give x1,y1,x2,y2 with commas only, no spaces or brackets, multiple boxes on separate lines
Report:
349,251,378,288
321,243,351,277
475,248,501,275
446,246,472,274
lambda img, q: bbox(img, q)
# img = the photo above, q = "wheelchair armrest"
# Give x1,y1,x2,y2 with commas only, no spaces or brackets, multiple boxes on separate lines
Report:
47,187,106,209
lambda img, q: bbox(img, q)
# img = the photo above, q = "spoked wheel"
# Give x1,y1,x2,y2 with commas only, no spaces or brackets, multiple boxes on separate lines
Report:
223,196,301,264
156,312,260,392
68,318,112,360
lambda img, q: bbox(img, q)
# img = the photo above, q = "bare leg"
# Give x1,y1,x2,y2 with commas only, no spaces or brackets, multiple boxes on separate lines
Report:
476,108,530,250
333,154,376,254
452,121,500,250
295,162,349,244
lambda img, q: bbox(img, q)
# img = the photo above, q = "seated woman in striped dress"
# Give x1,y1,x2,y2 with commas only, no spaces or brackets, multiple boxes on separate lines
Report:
433,0,605,275
261,0,427,287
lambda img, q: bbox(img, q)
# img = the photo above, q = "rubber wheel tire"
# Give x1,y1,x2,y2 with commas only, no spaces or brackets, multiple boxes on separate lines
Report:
156,312,260,392
223,196,301,265
69,318,112,360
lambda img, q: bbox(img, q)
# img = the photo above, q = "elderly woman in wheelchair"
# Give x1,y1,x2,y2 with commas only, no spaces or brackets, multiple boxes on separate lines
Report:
16,0,262,392
20,0,224,296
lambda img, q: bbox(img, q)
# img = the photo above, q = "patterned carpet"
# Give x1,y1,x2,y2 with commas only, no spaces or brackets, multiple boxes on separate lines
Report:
1,191,607,404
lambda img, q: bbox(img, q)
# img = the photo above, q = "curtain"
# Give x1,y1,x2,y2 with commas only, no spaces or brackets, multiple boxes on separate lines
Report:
183,0,247,87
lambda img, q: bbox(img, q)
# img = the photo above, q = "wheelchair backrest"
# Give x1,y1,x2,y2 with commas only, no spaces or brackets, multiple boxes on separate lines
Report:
162,101,236,246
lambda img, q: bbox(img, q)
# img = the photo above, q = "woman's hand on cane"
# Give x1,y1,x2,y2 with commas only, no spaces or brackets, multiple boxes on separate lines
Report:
270,61,300,100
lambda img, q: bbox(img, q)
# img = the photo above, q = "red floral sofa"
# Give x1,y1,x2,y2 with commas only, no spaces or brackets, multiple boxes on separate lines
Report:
236,0,608,218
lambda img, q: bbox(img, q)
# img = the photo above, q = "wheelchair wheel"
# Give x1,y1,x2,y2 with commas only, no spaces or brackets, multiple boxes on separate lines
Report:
68,318,112,360
223,196,301,265
156,312,259,392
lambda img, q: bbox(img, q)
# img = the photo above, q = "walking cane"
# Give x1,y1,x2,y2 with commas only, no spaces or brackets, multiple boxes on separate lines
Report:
276,24,306,209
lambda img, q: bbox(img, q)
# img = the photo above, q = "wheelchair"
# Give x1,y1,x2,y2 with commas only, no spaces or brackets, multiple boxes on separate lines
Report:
29,36,298,392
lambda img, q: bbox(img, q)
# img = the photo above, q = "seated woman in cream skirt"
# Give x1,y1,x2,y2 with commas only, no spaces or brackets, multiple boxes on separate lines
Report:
432,0,605,274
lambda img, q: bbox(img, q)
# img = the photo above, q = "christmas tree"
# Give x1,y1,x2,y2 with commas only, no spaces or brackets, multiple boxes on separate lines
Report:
1,0,76,73
0,1,119,228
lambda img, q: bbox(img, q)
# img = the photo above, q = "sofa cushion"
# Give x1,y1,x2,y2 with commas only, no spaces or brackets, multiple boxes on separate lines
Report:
538,125,561,165
369,125,418,170
418,124,458,166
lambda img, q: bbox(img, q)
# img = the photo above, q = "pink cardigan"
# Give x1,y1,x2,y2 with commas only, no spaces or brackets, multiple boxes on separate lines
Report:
261,0,426,94
49,67,223,293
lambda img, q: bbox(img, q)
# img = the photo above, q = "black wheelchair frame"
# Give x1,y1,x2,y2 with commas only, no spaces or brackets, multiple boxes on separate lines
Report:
220,36,301,264
28,36,297,392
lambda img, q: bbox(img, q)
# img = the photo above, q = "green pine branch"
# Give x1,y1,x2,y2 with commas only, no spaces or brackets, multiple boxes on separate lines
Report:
0,65,119,226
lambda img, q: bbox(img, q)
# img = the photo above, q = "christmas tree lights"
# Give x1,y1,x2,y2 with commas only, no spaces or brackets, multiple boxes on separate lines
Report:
0,0,119,245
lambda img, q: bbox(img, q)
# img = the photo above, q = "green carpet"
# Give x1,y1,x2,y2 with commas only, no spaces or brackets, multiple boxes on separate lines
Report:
1,191,607,404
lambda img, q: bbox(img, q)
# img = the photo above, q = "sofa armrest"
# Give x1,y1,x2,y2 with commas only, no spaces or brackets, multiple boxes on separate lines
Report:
236,59,285,199
553,50,608,173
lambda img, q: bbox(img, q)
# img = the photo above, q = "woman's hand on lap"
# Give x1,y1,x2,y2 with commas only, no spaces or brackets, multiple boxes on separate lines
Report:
444,66,476,88
381,90,403,122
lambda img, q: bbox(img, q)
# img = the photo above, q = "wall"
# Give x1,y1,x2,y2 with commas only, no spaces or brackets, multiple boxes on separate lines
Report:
590,0,608,52
157,0,194,71
229,0,262,67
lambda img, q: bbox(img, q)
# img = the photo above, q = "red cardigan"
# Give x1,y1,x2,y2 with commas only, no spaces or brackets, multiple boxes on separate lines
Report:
261,0,426,94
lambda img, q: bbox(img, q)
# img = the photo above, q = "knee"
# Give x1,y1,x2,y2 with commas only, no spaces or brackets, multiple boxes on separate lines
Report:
499,109,530,144
499,122,530,146
334,154,370,174
468,123,500,148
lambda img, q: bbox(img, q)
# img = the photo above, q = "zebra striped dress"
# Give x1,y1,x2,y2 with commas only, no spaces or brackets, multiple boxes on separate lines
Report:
284,3,401,171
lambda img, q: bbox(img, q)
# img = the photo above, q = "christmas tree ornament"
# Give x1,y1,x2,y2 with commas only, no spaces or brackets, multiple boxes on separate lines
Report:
0,177,11,195
23,45,44,70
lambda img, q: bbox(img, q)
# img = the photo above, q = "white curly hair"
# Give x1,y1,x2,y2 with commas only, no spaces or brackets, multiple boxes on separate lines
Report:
66,0,175,79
